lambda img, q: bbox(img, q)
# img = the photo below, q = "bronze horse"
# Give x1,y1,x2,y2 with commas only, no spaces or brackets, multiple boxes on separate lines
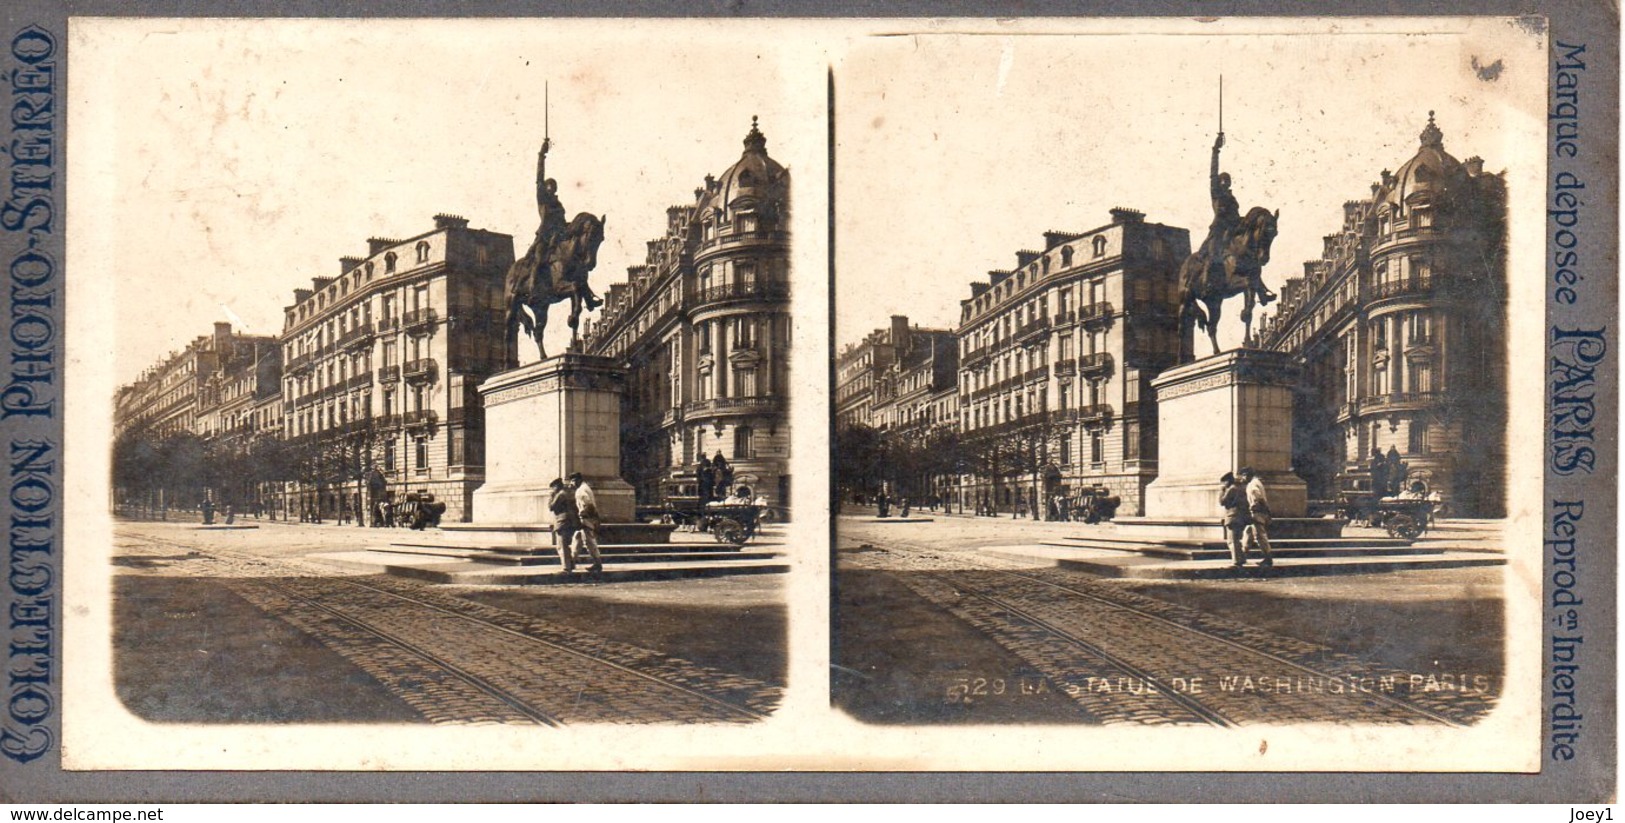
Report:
1178,206,1279,357
505,212,606,361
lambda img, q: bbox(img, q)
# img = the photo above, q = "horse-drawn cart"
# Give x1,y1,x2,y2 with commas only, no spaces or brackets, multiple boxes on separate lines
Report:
1337,492,1436,540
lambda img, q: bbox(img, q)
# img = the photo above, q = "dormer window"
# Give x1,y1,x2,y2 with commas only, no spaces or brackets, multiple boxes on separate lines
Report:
365,262,374,280
385,252,397,274
1092,236,1108,257
416,241,430,264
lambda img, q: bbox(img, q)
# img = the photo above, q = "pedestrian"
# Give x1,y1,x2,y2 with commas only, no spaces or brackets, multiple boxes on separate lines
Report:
568,472,603,577
697,455,715,504
1368,447,1388,499
223,504,235,525
201,497,215,525
548,478,580,575
712,452,734,498
899,496,910,518
1240,467,1275,568
1219,472,1251,568
1385,445,1406,497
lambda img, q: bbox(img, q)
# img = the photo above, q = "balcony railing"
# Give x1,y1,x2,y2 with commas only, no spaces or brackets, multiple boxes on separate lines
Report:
1053,356,1076,374
1078,352,1114,376
1024,365,1050,383
402,409,438,429
681,395,783,417
377,316,400,334
338,323,375,349
403,308,438,334
1370,278,1434,301
345,372,373,391
1078,403,1114,427
378,365,401,384
1013,315,1051,344
1360,391,1443,411
287,351,314,373
403,358,437,383
659,407,684,429
688,279,790,310
1054,309,1077,327
962,346,992,369
1079,302,1114,328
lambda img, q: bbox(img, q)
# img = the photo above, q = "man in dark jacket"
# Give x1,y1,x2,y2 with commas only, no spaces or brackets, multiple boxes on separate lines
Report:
1219,472,1251,568
548,477,580,574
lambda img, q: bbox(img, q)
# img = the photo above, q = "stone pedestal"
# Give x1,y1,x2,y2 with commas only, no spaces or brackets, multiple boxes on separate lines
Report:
1142,348,1309,518
471,354,636,524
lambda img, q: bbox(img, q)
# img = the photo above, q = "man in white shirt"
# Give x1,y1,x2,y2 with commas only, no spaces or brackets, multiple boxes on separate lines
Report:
1239,467,1274,568
568,472,603,576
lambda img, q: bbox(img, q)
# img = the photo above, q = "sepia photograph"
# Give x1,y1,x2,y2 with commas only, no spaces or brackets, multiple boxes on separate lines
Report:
831,18,1547,767
63,18,825,769
8,8,1606,797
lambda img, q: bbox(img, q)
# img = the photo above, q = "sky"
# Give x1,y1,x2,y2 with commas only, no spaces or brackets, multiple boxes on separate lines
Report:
71,19,821,385
70,18,1546,384
833,18,1547,348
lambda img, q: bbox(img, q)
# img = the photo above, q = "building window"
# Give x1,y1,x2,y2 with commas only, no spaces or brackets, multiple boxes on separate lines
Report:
416,241,430,264
385,252,397,274
734,425,754,460
384,438,396,472
1408,421,1427,455
1059,433,1071,465
1092,236,1107,257
414,437,428,470
1090,431,1104,464
1061,247,1074,267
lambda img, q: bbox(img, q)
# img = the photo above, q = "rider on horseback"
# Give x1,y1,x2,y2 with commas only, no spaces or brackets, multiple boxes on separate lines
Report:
1200,133,1276,306
531,138,603,311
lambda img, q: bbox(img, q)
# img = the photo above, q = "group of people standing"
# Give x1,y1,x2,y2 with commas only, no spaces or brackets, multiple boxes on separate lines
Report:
695,453,735,505
1219,467,1273,570
547,472,603,578
1368,445,1410,499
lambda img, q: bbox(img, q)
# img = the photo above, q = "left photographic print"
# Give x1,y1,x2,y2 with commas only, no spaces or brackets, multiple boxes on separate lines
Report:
64,18,823,769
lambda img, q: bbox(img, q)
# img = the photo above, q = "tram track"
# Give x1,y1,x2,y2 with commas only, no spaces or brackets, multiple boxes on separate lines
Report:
115,529,780,724
842,537,1496,726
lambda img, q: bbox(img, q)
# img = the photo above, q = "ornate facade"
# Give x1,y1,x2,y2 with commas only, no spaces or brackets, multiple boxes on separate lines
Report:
115,322,280,440
1256,114,1507,517
278,214,515,520
835,322,901,431
954,208,1190,515
581,120,792,509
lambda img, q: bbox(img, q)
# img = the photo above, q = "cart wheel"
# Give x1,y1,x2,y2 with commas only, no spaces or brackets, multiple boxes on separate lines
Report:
713,517,747,546
1386,513,1422,540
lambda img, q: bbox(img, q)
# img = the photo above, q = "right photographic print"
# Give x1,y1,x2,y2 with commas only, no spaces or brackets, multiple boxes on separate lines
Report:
831,18,1547,769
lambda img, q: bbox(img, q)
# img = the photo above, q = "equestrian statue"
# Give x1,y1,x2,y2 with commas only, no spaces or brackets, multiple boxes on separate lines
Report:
505,135,607,363
1178,130,1280,358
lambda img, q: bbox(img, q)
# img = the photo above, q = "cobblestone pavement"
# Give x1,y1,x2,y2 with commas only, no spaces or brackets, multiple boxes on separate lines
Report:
117,529,781,725
841,538,1498,727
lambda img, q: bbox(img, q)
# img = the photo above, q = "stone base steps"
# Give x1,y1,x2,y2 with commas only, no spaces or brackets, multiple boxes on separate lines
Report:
1043,535,1425,561
987,544,1504,579
306,549,787,585
371,543,775,567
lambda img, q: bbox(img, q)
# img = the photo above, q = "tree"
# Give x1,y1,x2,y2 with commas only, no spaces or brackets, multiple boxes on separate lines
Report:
833,423,885,505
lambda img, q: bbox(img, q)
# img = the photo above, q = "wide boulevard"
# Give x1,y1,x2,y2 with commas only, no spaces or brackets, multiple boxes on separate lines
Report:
834,511,1504,727
113,519,785,725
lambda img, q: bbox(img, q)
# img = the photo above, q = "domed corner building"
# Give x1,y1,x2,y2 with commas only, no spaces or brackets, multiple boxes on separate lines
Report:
1256,112,1507,518
580,118,792,515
